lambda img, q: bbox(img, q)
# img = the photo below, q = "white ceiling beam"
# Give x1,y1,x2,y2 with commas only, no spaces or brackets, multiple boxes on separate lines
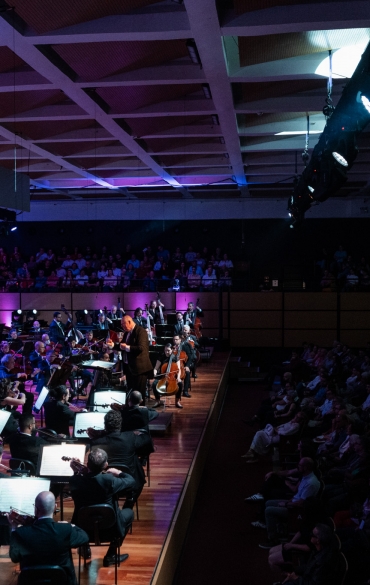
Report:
24,10,191,44
0,16,190,196
221,2,370,36
184,0,247,190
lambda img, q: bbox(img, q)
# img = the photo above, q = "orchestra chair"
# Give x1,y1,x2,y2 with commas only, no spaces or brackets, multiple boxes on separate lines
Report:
18,565,68,585
77,504,124,585
111,464,140,522
9,458,36,476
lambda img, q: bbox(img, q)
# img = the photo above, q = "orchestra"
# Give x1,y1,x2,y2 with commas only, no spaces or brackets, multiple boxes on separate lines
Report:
0,295,211,581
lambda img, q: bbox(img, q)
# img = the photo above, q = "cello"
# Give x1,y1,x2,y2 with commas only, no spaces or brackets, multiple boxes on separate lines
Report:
156,352,179,396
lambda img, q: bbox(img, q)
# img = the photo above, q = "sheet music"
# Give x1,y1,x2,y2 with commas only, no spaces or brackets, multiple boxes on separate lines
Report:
0,478,50,515
81,360,115,369
93,390,126,413
74,412,106,438
0,410,11,434
38,444,86,478
33,386,49,413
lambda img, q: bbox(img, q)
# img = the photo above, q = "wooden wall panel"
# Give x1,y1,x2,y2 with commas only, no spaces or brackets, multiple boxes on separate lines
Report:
175,292,219,311
230,292,282,310
341,293,370,310
72,292,120,310
341,313,370,329
340,330,370,346
230,329,282,347
285,311,336,329
285,293,337,310
0,293,20,326
230,311,282,329
21,293,67,311
284,330,337,348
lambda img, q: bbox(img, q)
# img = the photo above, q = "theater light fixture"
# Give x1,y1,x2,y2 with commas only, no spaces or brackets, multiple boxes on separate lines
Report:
308,186,315,193
17,309,22,314
361,95,370,114
332,151,349,167
10,226,17,232
84,309,88,315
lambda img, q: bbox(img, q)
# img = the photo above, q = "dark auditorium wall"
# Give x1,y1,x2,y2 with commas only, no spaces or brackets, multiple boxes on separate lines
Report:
8,218,370,270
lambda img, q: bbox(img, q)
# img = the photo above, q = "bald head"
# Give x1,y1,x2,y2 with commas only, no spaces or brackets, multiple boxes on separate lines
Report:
183,325,190,333
129,391,142,406
299,457,315,475
35,491,55,518
121,315,135,332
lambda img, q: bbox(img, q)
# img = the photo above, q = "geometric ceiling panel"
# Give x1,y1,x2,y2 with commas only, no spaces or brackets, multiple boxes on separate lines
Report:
0,0,366,202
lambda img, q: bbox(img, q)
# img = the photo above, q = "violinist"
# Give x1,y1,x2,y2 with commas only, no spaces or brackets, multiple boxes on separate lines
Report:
8,329,23,353
29,341,45,371
0,378,25,436
172,334,194,399
64,339,93,396
35,349,68,396
44,386,85,437
0,341,14,361
8,414,48,469
9,490,89,585
0,354,35,415
41,333,52,348
152,344,183,409
148,299,165,326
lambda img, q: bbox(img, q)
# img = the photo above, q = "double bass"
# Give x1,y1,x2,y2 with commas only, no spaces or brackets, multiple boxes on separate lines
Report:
145,303,155,345
156,292,165,325
192,297,202,340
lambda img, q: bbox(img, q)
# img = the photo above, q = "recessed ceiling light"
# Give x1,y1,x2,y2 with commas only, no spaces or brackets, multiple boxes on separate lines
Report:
275,131,322,135
361,95,370,114
315,41,368,78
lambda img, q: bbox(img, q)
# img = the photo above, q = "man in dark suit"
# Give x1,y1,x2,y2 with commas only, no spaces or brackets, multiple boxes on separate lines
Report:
90,409,146,500
9,490,88,585
114,391,158,462
107,315,153,403
174,311,185,335
49,311,70,348
44,386,76,437
8,414,48,469
183,301,203,328
133,307,146,329
69,447,135,567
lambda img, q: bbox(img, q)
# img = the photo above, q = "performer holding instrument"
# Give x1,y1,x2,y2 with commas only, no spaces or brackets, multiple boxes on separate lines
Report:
152,344,183,409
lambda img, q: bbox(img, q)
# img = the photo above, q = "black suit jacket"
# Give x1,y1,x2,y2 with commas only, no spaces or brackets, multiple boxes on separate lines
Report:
29,350,43,370
9,518,88,585
69,471,135,538
91,431,146,496
8,431,48,468
122,325,153,376
44,399,75,435
120,405,158,456
174,322,184,335
49,320,67,345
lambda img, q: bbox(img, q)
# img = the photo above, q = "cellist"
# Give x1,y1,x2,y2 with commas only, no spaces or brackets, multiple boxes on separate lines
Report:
172,334,194,399
183,301,203,330
151,344,183,409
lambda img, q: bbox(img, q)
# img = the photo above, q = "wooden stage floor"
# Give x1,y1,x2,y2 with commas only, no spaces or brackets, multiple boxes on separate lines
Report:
1,351,229,585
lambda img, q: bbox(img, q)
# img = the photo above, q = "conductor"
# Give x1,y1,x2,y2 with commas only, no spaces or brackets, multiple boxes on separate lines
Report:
107,315,152,403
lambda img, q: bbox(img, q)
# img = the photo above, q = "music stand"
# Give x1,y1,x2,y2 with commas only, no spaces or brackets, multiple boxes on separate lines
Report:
33,386,49,415
74,412,106,439
0,410,11,434
91,390,126,413
0,478,50,515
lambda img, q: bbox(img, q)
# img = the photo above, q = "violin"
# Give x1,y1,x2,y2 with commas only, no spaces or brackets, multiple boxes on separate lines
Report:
156,353,179,396
3,508,35,526
78,427,106,439
61,456,89,475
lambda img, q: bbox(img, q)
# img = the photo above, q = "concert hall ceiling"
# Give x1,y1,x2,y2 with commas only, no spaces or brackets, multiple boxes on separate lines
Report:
0,0,369,202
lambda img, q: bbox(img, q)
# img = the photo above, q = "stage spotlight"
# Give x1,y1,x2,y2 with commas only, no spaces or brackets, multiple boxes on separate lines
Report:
361,95,370,114
84,309,88,315
289,224,294,229
308,186,315,193
32,309,37,315
17,309,22,314
332,151,348,167
10,226,17,232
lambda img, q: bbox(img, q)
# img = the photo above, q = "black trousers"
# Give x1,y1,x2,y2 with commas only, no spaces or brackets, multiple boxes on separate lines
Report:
123,364,151,405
